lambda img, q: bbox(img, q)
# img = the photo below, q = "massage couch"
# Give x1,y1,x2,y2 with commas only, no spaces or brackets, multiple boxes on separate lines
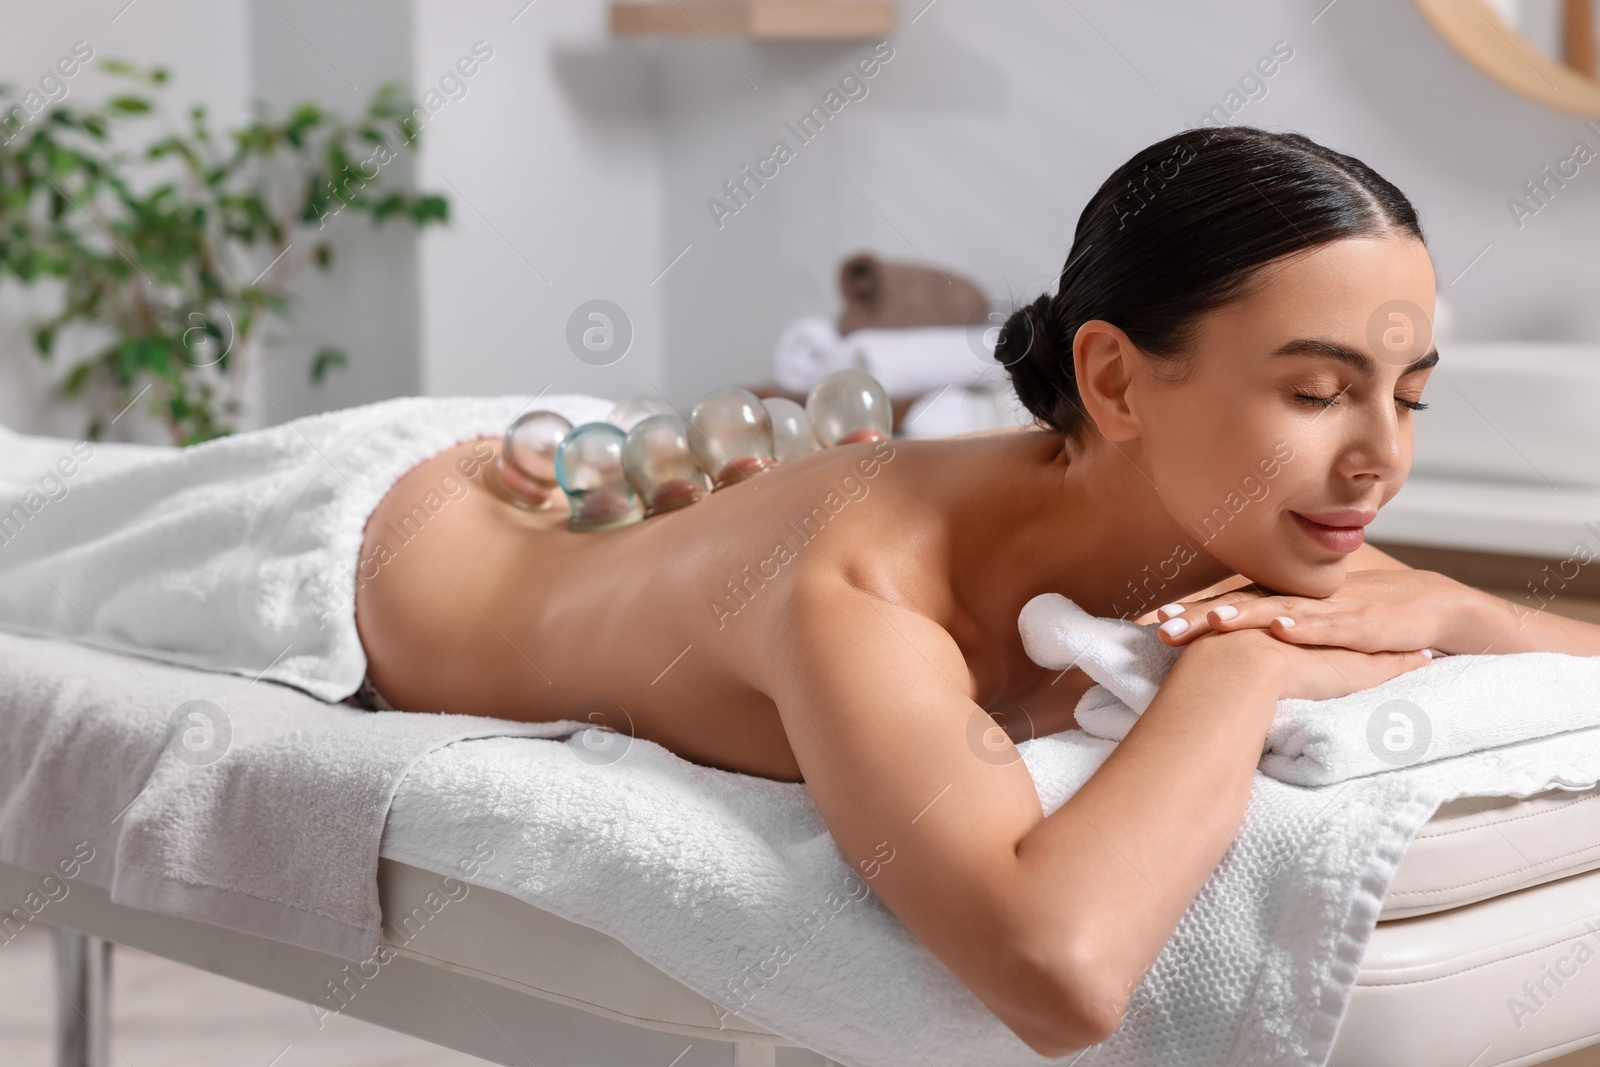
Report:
3,420,1600,1067
9,767,1600,1067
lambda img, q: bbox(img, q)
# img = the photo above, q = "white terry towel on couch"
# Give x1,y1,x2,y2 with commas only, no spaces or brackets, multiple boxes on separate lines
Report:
383,640,1600,1067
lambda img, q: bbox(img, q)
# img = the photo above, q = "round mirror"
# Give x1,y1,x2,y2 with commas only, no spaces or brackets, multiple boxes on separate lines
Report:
1415,0,1600,114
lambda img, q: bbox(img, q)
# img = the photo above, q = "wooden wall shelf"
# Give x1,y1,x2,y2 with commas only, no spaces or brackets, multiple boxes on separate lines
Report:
610,2,895,39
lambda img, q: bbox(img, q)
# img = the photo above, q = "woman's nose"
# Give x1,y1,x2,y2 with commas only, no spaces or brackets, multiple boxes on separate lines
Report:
1338,401,1406,481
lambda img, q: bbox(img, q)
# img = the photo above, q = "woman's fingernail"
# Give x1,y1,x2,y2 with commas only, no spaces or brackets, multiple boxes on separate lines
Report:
1274,615,1295,628
1159,617,1190,637
1158,603,1185,617
1421,648,1434,659
1213,604,1238,620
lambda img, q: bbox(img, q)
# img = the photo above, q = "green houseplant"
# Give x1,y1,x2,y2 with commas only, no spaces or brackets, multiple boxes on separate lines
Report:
0,61,448,444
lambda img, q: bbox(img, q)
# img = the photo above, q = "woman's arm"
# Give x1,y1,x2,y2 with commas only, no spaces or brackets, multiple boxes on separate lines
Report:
765,575,1427,1054
1151,565,1600,659
1350,543,1600,652
766,575,1106,1053
1340,541,1600,653
1345,540,1600,653
1449,584,1600,657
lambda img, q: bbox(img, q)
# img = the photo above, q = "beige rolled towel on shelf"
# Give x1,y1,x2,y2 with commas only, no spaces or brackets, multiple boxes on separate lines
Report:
835,252,988,335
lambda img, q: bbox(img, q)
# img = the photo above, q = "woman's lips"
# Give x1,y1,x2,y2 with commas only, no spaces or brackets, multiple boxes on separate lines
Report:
1290,511,1369,553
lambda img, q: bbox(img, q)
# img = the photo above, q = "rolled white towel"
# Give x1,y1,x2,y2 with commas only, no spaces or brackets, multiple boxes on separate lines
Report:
771,316,850,393
1018,594,1181,716
840,325,1000,398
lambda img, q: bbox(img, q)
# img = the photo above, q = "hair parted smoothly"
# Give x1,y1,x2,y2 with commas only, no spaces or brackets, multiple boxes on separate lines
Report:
997,126,1426,444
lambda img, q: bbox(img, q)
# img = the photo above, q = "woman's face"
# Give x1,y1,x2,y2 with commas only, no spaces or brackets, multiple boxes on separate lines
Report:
1131,234,1438,597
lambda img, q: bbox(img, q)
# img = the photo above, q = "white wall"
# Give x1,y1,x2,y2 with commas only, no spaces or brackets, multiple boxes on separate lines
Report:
247,0,424,425
412,0,666,407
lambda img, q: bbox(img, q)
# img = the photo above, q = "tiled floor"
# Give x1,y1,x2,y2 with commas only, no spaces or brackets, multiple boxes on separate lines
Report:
0,927,495,1067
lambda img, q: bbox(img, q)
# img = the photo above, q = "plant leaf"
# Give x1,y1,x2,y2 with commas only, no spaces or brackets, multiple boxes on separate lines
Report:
310,347,346,385
63,362,93,395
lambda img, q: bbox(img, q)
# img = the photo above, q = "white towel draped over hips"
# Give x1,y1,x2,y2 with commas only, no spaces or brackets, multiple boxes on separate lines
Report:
0,394,614,702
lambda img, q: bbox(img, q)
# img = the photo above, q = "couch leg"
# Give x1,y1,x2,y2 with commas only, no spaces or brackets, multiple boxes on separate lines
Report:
53,928,112,1067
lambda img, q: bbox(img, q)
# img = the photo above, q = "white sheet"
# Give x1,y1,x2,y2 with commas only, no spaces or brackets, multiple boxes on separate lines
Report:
0,630,583,961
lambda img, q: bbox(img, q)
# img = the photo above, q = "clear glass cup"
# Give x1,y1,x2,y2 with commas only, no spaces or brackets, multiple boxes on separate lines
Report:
555,422,645,531
622,413,712,517
608,394,677,434
806,369,893,446
688,386,778,490
762,396,823,462
497,410,574,510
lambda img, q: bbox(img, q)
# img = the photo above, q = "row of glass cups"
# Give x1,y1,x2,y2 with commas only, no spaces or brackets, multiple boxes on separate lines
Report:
493,368,894,530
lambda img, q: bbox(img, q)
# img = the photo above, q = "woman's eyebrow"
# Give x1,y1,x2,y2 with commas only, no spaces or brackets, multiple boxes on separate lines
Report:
1270,338,1440,376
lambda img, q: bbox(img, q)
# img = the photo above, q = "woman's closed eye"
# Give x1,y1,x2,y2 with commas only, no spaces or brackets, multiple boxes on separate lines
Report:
1293,391,1429,412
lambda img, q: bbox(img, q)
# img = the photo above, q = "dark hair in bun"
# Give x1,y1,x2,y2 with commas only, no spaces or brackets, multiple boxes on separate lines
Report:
996,126,1426,442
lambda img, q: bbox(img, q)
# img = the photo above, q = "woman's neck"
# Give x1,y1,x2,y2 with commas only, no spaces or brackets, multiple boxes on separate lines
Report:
940,429,1236,625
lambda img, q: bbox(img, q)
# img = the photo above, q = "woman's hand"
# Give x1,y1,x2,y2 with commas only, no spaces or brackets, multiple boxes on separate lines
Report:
1191,626,1436,703
1151,569,1484,657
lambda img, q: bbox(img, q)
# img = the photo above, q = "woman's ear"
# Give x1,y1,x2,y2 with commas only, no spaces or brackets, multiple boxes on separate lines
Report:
1072,319,1142,443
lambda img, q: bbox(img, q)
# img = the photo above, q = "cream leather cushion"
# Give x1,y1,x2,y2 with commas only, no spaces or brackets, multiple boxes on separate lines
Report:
1383,785,1600,919
1334,865,1600,1066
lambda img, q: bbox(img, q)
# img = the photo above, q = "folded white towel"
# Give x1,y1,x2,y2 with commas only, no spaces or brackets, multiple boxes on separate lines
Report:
1263,651,1600,785
840,326,1005,398
1019,592,1600,786
771,317,1006,397
0,393,614,702
772,316,852,393
1017,593,1181,712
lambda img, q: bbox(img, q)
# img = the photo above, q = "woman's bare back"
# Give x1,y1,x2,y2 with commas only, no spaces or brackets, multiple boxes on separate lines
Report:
354,431,1094,781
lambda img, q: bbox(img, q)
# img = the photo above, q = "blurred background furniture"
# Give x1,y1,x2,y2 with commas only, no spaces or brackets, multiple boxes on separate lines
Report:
744,251,1034,437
